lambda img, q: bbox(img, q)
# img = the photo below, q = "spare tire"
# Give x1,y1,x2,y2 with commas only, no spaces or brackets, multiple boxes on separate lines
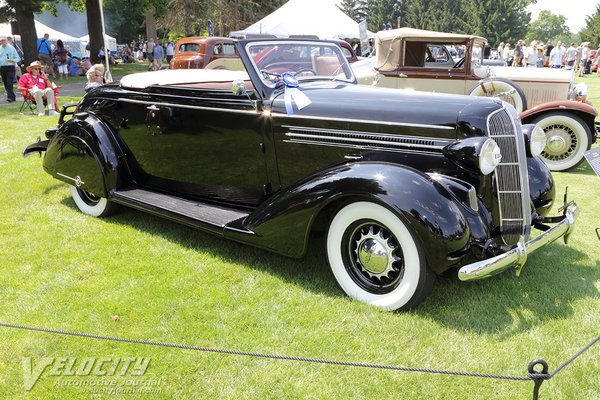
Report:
469,78,527,113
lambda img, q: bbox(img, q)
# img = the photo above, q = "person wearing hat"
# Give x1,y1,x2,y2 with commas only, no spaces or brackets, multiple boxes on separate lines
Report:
0,36,21,102
18,61,58,116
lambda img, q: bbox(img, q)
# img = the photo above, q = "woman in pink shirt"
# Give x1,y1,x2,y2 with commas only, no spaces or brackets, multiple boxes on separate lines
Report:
18,61,58,116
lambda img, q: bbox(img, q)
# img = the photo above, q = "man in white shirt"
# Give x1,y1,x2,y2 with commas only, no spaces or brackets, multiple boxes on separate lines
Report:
550,40,565,68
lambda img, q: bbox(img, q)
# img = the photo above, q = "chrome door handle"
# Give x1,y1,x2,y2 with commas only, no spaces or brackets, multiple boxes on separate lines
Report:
146,105,160,111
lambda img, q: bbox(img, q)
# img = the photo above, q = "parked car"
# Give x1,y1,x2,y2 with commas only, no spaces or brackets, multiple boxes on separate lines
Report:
170,36,240,70
24,38,577,311
352,28,598,171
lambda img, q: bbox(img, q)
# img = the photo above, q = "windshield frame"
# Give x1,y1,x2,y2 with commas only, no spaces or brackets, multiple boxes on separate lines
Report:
243,40,356,88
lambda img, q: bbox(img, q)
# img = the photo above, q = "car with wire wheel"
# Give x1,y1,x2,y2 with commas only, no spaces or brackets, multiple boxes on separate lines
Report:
352,27,598,172
24,38,577,311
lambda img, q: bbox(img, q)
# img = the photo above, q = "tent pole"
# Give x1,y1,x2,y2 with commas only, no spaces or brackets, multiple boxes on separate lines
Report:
99,0,112,82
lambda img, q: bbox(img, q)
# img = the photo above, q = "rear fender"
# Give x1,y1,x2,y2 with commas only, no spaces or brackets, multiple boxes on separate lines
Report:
520,101,597,142
43,113,127,197
229,162,482,273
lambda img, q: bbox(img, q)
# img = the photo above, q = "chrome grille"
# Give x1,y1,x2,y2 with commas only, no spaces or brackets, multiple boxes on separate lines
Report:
487,106,531,244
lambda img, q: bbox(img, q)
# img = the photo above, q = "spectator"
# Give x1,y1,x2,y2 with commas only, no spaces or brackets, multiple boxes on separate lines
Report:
36,33,55,78
535,46,545,68
564,42,578,70
18,61,58,116
512,40,524,67
550,40,564,68
578,42,590,76
7,36,23,79
53,39,69,80
151,38,163,71
497,42,504,60
0,36,20,102
146,38,155,66
502,43,511,62
80,57,92,74
85,63,105,92
166,40,175,66
525,41,537,67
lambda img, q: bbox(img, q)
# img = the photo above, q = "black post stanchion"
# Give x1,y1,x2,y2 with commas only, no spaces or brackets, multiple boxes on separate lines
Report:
528,359,549,400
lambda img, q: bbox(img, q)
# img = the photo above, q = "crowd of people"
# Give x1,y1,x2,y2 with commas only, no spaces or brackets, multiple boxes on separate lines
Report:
120,38,174,71
494,39,600,76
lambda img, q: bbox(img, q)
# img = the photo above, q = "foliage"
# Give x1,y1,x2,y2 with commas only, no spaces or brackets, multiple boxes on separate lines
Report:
338,0,369,25
525,9,571,44
579,4,600,48
401,0,469,33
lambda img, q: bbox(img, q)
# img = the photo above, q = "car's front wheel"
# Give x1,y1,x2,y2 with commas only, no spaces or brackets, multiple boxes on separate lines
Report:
532,112,592,171
469,78,527,113
70,185,115,217
326,202,434,311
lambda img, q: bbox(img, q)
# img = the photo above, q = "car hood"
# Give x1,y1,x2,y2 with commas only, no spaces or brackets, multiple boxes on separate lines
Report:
270,81,503,136
474,65,572,82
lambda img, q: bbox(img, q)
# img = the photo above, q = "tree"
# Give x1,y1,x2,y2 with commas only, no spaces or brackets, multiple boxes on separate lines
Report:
338,0,368,24
365,0,402,32
525,9,571,44
401,0,469,33
579,4,600,48
0,0,46,64
461,0,535,46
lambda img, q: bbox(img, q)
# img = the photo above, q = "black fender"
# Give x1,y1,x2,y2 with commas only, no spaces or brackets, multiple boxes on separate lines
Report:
527,156,555,217
43,112,128,197
227,162,490,274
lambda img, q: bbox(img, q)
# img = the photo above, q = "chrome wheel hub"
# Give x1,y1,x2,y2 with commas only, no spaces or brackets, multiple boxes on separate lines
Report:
353,226,400,280
542,124,576,160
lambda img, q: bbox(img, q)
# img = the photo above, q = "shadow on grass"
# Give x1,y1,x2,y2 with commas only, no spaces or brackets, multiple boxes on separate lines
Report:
59,196,339,297
60,195,600,336
417,245,599,337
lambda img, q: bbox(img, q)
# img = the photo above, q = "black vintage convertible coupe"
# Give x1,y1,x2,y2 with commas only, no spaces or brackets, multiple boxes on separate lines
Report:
24,39,577,311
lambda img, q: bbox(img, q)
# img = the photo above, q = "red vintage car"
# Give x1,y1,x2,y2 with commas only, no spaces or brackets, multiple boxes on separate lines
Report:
171,36,359,70
170,37,239,69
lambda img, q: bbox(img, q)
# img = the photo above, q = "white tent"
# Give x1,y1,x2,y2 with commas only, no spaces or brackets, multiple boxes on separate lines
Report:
229,0,373,40
0,20,81,51
79,33,117,53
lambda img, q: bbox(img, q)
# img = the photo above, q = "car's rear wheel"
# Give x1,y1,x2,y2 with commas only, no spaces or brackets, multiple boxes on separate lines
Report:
326,202,434,311
532,112,591,171
469,78,527,113
70,185,115,217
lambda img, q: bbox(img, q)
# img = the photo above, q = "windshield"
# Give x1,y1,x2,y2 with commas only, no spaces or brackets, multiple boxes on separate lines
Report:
245,41,355,87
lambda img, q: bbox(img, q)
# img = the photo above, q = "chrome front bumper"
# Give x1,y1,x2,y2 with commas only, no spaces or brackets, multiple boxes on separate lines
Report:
458,203,578,281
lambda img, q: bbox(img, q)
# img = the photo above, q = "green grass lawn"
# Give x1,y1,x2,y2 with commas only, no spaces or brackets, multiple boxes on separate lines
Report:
0,88,598,398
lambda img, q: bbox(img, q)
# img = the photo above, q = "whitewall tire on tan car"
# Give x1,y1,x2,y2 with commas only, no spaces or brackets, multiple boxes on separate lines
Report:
469,78,527,113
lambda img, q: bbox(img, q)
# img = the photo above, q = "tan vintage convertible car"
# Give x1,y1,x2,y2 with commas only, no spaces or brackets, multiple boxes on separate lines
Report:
352,28,598,171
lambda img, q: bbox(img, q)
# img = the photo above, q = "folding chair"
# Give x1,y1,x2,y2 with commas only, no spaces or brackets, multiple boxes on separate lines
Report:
18,87,36,115
18,86,60,115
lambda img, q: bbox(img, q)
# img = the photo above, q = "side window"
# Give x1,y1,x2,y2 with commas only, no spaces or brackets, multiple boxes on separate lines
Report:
222,44,237,56
404,41,426,67
179,43,200,53
213,43,223,55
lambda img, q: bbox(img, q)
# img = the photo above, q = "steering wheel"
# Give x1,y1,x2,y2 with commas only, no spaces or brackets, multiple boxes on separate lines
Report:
260,69,281,81
453,57,465,69
293,68,317,76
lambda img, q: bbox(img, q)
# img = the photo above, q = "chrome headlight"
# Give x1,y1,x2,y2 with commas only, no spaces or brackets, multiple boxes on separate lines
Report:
443,137,502,175
522,124,547,158
479,139,502,175
573,83,588,102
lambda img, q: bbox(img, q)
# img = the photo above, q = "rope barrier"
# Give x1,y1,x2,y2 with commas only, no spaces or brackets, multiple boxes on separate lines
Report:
0,321,597,400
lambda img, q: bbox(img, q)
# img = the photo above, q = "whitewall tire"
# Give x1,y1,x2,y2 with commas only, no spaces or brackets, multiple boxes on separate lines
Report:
70,185,114,217
326,202,434,311
532,112,591,171
469,78,527,113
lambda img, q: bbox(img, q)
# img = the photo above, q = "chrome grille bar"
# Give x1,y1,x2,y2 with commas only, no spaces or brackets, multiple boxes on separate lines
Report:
487,106,531,245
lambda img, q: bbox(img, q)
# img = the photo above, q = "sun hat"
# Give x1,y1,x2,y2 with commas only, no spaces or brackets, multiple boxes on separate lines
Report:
26,61,44,72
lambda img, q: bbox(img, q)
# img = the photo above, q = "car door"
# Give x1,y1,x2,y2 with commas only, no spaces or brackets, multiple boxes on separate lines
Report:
114,84,269,207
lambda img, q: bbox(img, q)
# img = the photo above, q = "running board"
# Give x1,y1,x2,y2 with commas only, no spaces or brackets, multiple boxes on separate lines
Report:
111,188,250,235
